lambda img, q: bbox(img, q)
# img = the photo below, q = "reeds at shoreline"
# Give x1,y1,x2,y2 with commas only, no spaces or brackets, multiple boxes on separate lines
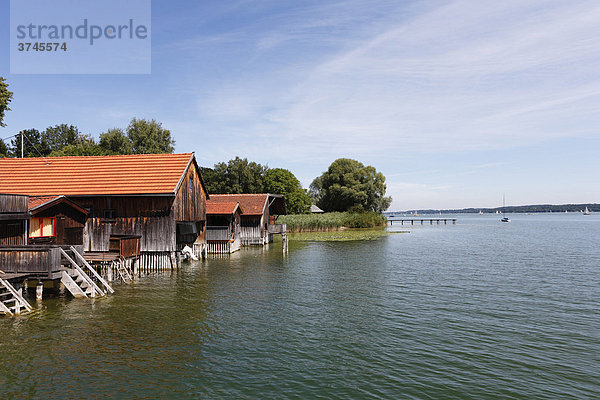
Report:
278,211,387,232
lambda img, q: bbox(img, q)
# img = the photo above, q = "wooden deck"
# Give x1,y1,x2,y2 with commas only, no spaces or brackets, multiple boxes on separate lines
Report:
0,245,84,280
0,273,30,282
388,218,457,225
83,252,121,262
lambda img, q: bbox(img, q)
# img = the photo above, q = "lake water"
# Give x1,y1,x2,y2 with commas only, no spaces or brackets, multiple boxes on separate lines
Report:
1,213,599,399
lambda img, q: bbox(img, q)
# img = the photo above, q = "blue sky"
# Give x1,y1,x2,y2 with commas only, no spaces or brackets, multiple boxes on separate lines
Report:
1,0,599,210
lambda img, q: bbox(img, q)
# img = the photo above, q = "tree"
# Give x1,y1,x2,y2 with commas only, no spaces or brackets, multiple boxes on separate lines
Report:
0,140,8,157
10,125,90,157
99,128,133,155
44,124,82,153
0,77,13,127
127,118,175,154
264,168,311,214
49,135,103,156
310,158,392,213
10,129,48,157
203,157,267,194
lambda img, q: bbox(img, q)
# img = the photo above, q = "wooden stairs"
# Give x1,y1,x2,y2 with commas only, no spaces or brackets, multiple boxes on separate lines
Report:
60,247,114,299
113,259,133,284
0,278,33,316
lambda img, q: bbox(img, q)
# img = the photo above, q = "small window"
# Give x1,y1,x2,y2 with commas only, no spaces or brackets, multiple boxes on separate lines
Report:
189,177,194,193
29,217,55,238
103,209,116,219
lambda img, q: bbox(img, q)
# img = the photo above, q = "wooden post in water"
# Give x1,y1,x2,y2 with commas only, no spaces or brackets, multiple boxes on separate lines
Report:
36,281,43,301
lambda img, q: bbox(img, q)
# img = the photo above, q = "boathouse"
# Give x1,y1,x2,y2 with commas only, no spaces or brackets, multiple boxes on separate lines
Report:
0,153,209,266
207,194,286,245
0,193,107,314
205,201,243,254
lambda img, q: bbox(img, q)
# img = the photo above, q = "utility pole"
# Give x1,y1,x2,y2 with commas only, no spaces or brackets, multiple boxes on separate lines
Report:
21,130,23,158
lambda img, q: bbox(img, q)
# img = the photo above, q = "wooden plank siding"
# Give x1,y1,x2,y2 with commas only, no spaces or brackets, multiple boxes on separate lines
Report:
173,162,207,223
0,194,29,246
29,202,86,246
83,215,175,252
0,245,83,279
0,194,28,213
0,220,27,246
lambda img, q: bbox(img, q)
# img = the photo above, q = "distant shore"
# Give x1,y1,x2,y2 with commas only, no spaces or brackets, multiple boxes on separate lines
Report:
389,203,598,215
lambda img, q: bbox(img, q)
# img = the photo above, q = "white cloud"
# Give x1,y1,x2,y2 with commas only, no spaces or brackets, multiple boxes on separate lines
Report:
189,0,600,162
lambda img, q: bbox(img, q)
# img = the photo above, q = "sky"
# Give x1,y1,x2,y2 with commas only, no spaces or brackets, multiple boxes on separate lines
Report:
1,0,599,210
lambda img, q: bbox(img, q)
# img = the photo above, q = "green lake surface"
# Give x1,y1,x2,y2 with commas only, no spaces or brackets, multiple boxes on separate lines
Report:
1,213,599,399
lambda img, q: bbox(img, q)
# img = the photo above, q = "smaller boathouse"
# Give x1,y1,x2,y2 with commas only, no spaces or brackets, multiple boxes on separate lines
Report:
205,201,243,254
207,194,286,246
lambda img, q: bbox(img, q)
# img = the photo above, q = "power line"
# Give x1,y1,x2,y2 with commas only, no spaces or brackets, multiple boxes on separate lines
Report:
21,131,50,164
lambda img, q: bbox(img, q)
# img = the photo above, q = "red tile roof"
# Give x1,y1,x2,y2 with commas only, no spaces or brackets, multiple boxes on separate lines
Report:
29,196,59,210
0,153,197,196
208,194,269,215
28,195,89,215
206,201,241,215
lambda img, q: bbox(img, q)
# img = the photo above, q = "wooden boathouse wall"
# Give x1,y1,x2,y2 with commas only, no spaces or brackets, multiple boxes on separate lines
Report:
29,201,87,246
0,245,84,279
0,194,29,213
241,215,265,245
0,194,29,246
79,196,176,252
173,162,207,246
205,203,242,254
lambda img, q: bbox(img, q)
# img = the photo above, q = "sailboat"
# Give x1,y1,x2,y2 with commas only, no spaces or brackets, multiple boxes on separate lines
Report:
501,193,510,222
584,206,591,215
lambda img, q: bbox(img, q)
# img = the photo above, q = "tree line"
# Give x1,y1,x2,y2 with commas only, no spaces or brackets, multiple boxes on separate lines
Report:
0,119,174,158
202,157,391,214
1,76,391,214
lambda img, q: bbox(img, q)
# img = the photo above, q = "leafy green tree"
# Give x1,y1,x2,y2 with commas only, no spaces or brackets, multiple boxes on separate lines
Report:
0,140,8,157
44,124,83,153
200,167,218,192
264,168,311,214
310,158,392,213
0,77,13,127
11,125,89,157
10,128,49,157
49,135,103,156
127,118,175,154
203,157,267,194
99,128,133,155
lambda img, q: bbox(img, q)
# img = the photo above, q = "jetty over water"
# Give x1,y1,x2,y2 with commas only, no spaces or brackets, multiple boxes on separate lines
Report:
388,218,456,225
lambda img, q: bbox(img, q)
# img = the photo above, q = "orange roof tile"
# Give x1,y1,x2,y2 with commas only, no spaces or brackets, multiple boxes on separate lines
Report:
29,196,60,210
208,194,269,215
0,153,196,196
206,201,241,215
28,195,88,215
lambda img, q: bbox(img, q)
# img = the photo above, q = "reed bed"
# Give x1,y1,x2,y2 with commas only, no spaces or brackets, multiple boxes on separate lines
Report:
278,211,387,232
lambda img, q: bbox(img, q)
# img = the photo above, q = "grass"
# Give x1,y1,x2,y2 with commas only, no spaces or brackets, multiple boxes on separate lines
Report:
277,211,388,232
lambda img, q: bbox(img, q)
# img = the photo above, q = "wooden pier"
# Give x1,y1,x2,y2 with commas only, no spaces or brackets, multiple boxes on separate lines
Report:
388,218,456,225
